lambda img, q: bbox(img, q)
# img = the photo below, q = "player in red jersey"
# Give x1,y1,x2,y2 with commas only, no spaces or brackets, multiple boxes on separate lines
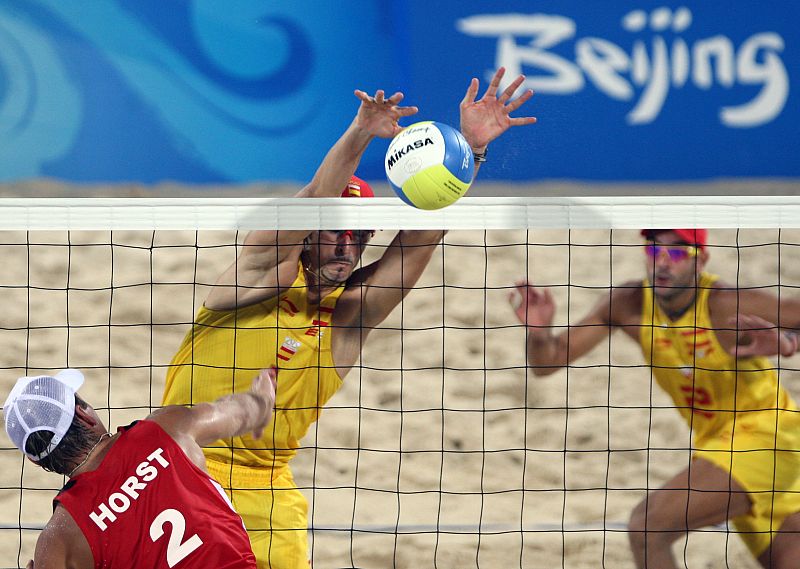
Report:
3,367,277,569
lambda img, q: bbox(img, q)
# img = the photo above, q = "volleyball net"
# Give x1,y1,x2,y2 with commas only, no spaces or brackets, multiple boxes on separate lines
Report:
1,196,799,569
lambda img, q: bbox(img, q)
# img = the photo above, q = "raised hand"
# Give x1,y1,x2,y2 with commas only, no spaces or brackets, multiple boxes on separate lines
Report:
460,67,537,151
510,280,556,329
353,89,419,138
728,314,798,358
250,368,277,439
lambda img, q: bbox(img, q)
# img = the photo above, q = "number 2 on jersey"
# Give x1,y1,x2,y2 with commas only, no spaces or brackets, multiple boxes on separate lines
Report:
149,508,203,567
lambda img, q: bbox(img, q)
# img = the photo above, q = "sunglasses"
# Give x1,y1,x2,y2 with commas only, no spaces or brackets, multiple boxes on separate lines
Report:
645,244,699,262
320,230,375,243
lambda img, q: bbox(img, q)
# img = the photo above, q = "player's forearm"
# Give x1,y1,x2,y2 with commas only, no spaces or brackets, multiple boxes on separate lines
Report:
393,230,445,288
200,392,273,442
397,229,446,247
226,392,273,438
526,330,567,376
301,120,374,199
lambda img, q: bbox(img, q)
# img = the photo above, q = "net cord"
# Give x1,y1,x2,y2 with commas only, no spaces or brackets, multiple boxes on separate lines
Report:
0,196,799,230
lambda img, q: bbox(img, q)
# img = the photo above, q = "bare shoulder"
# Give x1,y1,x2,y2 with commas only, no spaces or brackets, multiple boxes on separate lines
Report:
145,406,196,438
144,406,207,467
39,509,71,545
37,506,91,567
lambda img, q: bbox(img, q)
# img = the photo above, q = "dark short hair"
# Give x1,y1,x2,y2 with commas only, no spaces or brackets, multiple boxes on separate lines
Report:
24,395,97,476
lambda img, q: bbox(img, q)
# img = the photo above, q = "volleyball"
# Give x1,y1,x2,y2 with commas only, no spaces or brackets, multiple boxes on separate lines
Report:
385,121,474,210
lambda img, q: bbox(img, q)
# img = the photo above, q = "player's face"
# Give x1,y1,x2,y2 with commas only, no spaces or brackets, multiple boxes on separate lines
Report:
307,230,373,283
644,231,708,301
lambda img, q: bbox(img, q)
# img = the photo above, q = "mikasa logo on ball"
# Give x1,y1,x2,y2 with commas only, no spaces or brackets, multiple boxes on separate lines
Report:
386,137,434,171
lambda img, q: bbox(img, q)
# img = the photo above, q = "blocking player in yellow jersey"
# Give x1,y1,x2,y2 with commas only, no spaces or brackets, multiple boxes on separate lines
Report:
511,229,800,569
162,67,537,569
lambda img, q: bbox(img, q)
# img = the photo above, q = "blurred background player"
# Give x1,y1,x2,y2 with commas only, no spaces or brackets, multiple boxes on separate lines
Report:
161,67,537,569
3,367,276,569
511,229,800,568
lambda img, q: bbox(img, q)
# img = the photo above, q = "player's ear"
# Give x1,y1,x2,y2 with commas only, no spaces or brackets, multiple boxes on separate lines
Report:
698,248,710,266
74,404,99,428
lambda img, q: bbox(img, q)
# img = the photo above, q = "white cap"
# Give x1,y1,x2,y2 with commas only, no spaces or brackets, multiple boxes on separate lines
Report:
3,369,85,461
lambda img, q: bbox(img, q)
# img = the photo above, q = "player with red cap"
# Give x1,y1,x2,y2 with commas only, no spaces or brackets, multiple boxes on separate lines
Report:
162,67,537,569
511,229,800,568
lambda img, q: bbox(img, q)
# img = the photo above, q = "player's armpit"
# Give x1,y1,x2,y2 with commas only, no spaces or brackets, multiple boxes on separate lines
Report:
355,229,445,328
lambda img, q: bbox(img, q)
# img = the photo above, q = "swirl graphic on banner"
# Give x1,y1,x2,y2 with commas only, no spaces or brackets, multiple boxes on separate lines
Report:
118,0,312,101
0,9,80,178
5,0,321,181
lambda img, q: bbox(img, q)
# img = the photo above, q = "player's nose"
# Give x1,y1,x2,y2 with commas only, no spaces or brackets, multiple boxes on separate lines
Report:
337,230,356,247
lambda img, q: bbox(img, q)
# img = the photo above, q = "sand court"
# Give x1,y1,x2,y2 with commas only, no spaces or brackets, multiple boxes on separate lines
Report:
2,227,798,568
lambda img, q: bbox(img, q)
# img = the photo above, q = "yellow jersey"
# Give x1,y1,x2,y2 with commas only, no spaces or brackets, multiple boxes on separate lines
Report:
639,272,798,446
162,264,345,468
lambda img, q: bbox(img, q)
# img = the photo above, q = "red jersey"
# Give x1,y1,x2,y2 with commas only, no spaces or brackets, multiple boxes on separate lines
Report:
54,420,256,569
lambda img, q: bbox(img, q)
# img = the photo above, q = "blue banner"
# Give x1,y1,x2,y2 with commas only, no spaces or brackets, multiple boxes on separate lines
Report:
0,1,796,183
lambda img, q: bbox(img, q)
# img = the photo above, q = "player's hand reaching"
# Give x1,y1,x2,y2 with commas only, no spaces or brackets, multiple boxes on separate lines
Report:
249,368,278,440
353,89,418,139
510,280,556,330
460,67,537,152
728,314,799,358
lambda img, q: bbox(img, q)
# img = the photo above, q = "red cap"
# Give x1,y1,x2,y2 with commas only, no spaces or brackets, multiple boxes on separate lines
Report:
341,175,374,198
641,229,707,249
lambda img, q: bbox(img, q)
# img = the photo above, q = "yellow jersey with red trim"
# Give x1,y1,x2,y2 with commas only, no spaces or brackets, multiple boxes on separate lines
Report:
639,272,798,445
162,264,345,468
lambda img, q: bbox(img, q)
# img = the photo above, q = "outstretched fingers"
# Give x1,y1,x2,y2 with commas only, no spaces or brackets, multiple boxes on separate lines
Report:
386,91,405,105
503,82,537,125
396,104,419,117
353,89,371,102
506,88,534,112
498,74,526,103
462,77,480,106
354,89,404,106
484,66,506,99
355,89,416,112
509,115,538,127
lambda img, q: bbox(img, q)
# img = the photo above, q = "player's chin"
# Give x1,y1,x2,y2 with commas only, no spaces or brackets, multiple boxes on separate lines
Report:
653,284,681,300
322,263,353,283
